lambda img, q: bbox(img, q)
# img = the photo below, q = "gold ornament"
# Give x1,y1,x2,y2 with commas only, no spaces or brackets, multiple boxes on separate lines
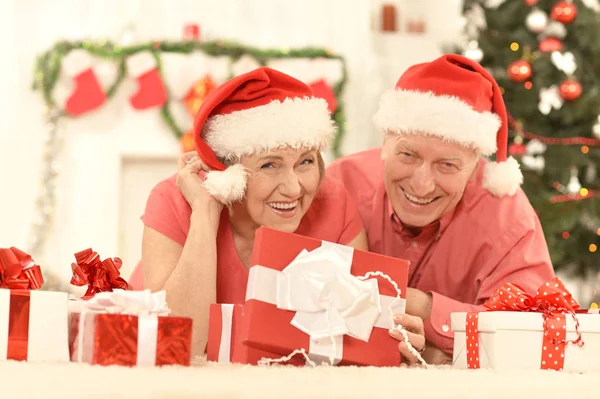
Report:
184,76,217,117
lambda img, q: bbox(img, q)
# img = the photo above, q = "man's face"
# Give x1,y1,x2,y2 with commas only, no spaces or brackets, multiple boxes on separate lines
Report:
382,133,479,228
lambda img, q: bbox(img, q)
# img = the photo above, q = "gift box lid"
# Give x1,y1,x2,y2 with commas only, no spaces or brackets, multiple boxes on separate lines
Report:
451,311,600,334
250,226,409,299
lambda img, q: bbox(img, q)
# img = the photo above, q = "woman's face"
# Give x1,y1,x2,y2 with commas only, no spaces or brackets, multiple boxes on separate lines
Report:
235,146,322,233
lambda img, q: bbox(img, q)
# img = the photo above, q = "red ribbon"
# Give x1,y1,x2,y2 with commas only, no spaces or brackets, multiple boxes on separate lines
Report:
466,277,583,371
0,247,44,290
70,248,132,299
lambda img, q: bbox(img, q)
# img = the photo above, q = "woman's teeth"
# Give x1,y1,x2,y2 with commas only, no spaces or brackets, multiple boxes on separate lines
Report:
268,200,298,210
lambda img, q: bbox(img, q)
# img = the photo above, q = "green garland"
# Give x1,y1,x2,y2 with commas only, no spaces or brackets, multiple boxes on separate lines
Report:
32,39,348,157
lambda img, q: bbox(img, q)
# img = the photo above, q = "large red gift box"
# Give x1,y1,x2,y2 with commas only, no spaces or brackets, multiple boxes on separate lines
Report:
211,227,410,367
206,304,276,364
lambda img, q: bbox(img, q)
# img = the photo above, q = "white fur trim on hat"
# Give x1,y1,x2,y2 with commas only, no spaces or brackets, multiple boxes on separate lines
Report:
202,163,248,204
204,97,335,160
126,51,157,78
482,157,523,197
373,89,501,156
62,49,93,77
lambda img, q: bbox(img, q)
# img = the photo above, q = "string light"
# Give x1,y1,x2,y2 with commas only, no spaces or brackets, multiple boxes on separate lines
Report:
562,231,570,239
582,146,590,154
510,42,520,51
508,114,600,146
550,190,597,203
524,81,533,89
580,188,589,196
597,228,600,235
590,244,598,253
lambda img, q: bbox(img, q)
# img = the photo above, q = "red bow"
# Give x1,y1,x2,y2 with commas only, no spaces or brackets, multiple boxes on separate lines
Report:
70,248,132,299
484,277,583,347
0,247,44,290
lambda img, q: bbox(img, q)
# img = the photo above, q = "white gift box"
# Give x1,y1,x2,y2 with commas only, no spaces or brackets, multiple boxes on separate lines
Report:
0,289,70,362
451,311,600,372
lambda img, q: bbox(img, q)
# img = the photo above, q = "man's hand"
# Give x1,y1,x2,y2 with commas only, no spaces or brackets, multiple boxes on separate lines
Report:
389,314,426,367
422,343,453,365
406,288,433,320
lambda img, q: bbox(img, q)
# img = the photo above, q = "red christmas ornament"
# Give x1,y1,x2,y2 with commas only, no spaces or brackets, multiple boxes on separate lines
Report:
559,79,582,101
525,0,539,6
539,37,563,52
550,1,578,24
508,60,533,83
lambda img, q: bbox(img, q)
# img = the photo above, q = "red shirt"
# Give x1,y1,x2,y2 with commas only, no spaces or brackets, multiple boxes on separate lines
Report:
327,148,555,354
140,174,364,304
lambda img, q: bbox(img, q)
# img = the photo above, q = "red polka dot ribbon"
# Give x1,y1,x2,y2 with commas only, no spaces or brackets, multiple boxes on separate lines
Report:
466,277,583,371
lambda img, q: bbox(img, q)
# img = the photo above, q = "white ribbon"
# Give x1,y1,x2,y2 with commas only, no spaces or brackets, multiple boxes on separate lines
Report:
246,242,405,365
218,304,234,363
73,289,170,316
71,289,170,366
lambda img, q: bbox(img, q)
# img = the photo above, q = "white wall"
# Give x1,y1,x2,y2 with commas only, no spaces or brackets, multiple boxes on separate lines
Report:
0,0,464,289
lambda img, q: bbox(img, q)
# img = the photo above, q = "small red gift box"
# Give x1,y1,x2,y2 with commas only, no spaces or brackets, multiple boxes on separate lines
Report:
240,227,409,367
68,290,193,367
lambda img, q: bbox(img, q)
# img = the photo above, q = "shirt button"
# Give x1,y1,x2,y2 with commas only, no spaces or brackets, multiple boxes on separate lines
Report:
442,324,450,333
411,242,418,248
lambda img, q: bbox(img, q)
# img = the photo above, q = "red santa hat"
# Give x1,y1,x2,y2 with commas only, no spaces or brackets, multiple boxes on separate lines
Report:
193,67,336,204
373,54,523,197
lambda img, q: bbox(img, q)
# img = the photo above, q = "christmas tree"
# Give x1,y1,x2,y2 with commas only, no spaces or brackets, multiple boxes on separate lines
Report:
456,0,600,277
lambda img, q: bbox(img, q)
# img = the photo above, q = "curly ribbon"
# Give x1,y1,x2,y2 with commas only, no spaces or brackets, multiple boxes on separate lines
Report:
70,248,131,299
466,277,582,371
0,247,44,290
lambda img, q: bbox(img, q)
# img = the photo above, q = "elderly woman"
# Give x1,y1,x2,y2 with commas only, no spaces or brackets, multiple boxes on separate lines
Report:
139,67,425,364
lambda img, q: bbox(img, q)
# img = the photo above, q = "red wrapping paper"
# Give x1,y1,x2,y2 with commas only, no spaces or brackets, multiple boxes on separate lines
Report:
241,227,409,367
7,290,30,360
1,247,47,361
69,312,192,366
466,277,583,371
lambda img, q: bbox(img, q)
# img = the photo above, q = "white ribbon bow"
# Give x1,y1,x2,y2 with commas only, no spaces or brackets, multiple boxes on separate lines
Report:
70,289,171,316
276,245,381,343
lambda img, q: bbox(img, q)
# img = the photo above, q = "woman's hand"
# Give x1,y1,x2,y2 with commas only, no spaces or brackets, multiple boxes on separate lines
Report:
176,151,224,225
389,313,427,367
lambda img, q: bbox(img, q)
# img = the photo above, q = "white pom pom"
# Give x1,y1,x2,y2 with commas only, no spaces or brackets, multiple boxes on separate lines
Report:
482,157,523,197
202,164,248,205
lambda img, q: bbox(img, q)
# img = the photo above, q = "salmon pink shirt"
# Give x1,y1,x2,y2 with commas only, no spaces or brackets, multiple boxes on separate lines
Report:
140,174,364,305
327,148,555,354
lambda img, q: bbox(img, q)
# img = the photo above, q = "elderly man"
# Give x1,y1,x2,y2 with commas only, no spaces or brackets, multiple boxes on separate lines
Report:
327,54,555,363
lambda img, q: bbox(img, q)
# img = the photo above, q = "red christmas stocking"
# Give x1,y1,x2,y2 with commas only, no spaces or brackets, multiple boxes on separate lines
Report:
309,79,338,114
126,51,168,110
63,49,106,116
